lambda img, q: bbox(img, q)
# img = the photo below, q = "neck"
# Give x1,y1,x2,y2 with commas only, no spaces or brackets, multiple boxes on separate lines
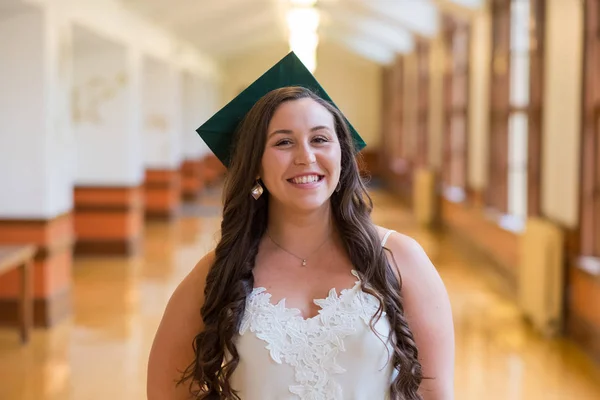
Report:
266,200,335,256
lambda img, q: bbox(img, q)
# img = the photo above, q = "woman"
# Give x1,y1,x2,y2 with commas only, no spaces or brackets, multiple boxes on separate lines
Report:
148,53,454,400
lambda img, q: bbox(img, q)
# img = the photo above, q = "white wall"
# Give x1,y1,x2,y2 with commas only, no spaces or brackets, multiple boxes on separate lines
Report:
46,7,75,216
0,7,73,218
181,73,212,159
142,56,183,169
72,33,144,186
541,0,584,228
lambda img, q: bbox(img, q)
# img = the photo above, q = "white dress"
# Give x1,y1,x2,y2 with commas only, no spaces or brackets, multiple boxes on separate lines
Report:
230,230,397,400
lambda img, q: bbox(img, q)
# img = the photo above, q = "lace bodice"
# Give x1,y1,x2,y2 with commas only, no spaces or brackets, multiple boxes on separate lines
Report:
231,270,396,400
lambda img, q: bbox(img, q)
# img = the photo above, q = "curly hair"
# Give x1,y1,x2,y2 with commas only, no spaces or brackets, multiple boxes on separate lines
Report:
177,86,423,399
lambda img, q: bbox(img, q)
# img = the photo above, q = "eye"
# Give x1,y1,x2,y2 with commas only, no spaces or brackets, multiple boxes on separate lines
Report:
312,136,329,144
275,138,293,146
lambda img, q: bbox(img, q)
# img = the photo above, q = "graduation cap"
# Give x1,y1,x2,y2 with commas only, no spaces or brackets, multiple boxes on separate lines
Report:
196,51,366,168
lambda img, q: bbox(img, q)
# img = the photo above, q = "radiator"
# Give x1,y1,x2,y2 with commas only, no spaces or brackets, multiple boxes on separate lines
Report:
412,168,436,226
518,217,565,337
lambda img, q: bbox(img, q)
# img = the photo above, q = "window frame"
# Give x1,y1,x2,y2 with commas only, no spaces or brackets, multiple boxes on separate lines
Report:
416,39,430,168
487,0,544,231
580,0,600,260
442,15,471,203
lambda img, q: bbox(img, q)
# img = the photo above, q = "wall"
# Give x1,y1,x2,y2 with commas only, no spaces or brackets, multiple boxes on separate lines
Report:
142,56,183,169
428,33,446,169
73,41,145,186
221,43,289,101
315,42,382,149
221,42,383,149
541,0,584,228
0,10,46,216
467,2,491,191
0,7,73,218
182,73,205,159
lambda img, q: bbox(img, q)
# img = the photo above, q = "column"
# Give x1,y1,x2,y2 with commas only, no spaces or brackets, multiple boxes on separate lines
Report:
142,57,183,220
71,26,144,256
0,5,74,327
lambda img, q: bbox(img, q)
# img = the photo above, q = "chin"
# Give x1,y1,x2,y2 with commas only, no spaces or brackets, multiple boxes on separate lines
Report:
270,194,328,212
269,185,335,212
291,195,333,212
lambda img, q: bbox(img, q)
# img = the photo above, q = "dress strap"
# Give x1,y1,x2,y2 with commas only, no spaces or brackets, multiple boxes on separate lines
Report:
381,229,396,247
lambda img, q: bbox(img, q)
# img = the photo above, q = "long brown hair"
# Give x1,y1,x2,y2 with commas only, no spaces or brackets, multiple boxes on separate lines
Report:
178,86,423,399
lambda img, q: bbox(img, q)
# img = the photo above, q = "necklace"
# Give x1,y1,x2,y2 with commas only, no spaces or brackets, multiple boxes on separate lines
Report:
266,229,331,267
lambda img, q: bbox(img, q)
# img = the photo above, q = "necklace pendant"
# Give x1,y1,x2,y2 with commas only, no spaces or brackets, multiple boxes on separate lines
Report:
302,259,307,266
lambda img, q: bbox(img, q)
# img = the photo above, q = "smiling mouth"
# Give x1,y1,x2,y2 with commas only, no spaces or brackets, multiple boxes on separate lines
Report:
287,175,325,184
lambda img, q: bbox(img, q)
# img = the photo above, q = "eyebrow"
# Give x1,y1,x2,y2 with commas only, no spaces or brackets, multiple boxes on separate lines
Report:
268,126,332,139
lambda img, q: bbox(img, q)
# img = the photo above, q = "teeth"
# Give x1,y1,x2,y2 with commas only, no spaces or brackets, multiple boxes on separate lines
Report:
292,175,320,184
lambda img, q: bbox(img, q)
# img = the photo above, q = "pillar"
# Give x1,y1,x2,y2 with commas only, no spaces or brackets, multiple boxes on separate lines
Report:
71,26,145,256
0,5,74,327
143,57,183,219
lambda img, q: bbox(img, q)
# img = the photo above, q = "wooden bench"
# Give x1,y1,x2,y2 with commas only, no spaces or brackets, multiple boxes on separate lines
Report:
0,245,35,344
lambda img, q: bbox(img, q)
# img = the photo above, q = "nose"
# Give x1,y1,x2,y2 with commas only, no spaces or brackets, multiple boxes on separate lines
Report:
294,141,316,165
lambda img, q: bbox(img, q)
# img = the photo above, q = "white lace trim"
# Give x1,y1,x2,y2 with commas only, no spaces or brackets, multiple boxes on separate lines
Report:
239,270,384,400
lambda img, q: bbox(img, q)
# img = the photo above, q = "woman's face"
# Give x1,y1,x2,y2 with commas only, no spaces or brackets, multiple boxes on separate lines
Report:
260,97,342,212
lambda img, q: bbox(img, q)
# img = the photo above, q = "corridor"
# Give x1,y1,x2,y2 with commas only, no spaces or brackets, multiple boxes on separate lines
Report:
1,1,600,397
0,186,599,400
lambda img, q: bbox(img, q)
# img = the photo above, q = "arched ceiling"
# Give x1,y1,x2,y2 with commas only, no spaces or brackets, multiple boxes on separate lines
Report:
120,0,483,65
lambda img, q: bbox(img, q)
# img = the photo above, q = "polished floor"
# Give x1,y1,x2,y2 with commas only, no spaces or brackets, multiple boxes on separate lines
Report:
1,187,600,399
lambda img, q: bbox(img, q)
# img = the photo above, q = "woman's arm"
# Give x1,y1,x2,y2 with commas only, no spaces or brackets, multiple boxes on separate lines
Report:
147,251,215,400
383,231,455,400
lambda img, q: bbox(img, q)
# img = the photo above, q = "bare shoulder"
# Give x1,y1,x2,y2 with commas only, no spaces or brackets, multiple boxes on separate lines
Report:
178,250,215,300
374,226,431,279
147,250,215,400
374,225,446,310
375,226,455,399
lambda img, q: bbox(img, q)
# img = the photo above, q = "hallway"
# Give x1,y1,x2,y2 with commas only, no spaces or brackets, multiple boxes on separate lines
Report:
0,186,598,400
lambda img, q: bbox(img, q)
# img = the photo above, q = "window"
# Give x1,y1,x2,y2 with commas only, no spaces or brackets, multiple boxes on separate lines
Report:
527,0,545,217
488,0,544,231
507,0,530,225
488,0,511,214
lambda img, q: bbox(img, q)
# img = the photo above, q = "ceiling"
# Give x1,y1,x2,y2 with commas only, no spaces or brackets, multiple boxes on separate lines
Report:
120,0,482,65
0,0,38,22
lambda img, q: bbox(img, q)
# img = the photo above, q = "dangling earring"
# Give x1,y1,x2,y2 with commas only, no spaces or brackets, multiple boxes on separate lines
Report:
251,179,264,200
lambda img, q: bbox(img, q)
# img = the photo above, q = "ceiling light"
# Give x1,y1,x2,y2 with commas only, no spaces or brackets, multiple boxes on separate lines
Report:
289,0,318,6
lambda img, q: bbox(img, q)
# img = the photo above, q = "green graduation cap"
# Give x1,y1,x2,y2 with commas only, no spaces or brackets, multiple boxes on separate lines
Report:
196,51,366,168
